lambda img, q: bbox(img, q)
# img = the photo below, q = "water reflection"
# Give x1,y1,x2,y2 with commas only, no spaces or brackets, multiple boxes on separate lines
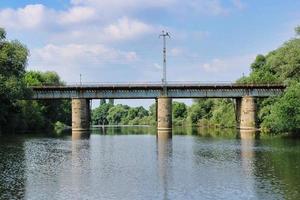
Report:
91,126,156,135
239,129,257,174
0,136,26,199
156,132,173,200
72,130,91,140
238,129,257,198
1,127,300,199
71,132,91,199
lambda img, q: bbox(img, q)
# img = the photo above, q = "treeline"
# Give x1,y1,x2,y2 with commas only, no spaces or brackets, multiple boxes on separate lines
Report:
92,101,155,126
237,26,300,134
91,99,236,128
0,28,70,134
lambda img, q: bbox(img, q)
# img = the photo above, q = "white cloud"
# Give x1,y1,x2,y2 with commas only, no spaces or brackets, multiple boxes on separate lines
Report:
58,6,97,25
102,17,154,41
154,63,162,70
201,54,254,73
29,43,139,82
0,4,98,30
48,17,155,44
0,0,243,32
0,4,46,29
170,48,183,56
69,0,237,17
70,0,173,13
179,0,229,16
231,0,246,10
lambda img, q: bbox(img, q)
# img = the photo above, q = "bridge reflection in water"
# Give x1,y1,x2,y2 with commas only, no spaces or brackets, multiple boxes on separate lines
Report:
72,130,91,140
64,126,300,199
157,132,173,200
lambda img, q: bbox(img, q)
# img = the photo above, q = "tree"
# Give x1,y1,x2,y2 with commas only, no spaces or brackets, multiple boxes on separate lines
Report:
107,104,129,124
17,71,71,131
262,83,300,134
295,26,300,36
210,99,235,127
92,103,113,125
172,101,187,119
149,103,156,118
0,28,29,133
251,55,266,71
188,103,206,124
0,27,6,40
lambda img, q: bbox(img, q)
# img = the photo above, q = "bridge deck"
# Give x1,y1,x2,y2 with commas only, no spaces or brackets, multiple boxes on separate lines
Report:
30,83,285,99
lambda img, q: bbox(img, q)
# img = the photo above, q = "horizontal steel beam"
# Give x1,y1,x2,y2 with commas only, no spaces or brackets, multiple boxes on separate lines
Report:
30,84,285,99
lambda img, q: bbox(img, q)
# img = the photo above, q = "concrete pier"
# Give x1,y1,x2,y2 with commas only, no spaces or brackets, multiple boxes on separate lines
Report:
72,99,90,132
157,97,172,138
237,96,257,130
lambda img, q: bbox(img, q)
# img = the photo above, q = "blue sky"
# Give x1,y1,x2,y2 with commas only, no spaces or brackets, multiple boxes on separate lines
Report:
0,0,299,107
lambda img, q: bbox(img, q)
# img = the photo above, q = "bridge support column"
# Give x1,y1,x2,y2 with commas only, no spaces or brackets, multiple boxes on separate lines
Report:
157,97,172,138
72,99,90,132
236,96,257,130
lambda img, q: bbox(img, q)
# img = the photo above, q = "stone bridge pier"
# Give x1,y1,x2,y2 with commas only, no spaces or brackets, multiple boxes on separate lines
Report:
72,99,90,132
69,96,256,138
235,96,257,130
157,97,172,138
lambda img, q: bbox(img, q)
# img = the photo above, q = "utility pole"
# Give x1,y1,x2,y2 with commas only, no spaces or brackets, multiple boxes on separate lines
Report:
80,73,82,85
159,30,170,95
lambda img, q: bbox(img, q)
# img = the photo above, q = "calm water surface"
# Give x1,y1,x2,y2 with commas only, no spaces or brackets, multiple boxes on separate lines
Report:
1,127,300,200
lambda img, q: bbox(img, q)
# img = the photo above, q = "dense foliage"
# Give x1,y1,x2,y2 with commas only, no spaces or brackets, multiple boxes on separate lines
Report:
0,28,29,133
19,71,71,130
237,27,300,134
92,102,154,126
91,99,236,128
0,29,70,134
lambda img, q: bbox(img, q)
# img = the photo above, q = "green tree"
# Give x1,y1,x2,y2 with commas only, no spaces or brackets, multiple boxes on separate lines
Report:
18,71,71,130
0,28,29,133
149,103,156,119
261,83,300,134
295,26,300,36
172,101,187,119
92,103,113,125
210,99,236,127
250,54,266,71
188,99,214,124
107,104,129,124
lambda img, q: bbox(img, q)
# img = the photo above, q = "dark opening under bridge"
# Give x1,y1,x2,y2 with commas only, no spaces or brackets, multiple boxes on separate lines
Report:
30,82,286,137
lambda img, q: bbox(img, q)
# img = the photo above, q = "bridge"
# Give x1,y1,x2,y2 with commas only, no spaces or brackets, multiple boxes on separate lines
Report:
30,82,286,137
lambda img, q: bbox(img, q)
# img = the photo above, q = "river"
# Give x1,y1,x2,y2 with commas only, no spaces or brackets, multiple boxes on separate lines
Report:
0,127,300,200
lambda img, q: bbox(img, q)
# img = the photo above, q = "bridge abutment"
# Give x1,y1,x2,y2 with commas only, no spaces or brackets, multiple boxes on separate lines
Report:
157,97,172,138
72,99,90,132
236,96,257,130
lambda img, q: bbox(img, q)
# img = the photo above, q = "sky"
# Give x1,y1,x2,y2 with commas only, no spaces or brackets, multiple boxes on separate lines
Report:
0,0,299,107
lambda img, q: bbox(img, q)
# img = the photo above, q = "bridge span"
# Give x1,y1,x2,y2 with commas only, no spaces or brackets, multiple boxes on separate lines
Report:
31,83,284,99
30,83,286,138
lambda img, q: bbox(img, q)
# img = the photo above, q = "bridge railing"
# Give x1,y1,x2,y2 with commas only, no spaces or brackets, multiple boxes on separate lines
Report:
33,81,285,88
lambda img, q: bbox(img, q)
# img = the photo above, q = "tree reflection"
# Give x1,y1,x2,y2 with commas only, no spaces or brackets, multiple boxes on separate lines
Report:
0,136,26,199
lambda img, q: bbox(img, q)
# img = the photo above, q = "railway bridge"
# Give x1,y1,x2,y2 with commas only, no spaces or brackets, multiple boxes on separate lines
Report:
30,82,285,137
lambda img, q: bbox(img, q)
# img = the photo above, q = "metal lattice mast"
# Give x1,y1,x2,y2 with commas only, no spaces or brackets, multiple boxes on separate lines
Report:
159,30,170,95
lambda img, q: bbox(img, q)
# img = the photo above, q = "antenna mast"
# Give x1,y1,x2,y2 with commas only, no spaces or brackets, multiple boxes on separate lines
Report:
159,30,170,95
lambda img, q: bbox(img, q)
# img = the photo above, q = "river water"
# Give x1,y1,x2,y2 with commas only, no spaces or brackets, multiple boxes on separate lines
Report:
0,127,300,200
